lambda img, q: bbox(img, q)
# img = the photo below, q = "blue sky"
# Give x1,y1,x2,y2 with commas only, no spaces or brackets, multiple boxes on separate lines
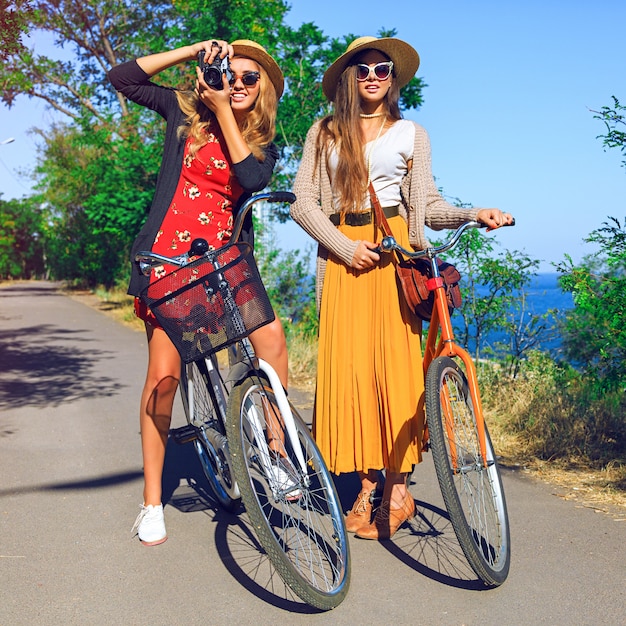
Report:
2,0,625,272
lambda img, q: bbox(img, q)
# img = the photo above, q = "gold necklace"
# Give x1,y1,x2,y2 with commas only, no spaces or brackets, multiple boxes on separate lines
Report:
360,112,385,118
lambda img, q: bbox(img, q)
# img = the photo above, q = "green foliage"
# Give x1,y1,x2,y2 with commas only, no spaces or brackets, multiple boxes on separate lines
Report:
592,95,626,169
4,1,427,286
32,116,159,287
2,3,427,289
0,0,33,61
447,226,542,364
1,1,176,112
557,217,626,392
44,208,128,287
254,214,318,337
0,195,46,278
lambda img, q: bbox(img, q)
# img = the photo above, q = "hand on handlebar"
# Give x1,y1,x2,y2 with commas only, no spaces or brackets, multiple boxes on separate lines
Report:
350,240,381,270
476,208,515,232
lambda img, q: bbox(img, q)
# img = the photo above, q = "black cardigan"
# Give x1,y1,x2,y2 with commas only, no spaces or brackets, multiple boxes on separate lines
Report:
107,60,279,296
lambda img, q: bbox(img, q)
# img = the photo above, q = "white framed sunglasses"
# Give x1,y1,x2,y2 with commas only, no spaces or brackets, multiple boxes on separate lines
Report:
355,61,394,82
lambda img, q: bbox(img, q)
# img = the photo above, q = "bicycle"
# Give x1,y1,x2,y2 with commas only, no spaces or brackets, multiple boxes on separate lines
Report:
135,192,350,610
378,220,512,587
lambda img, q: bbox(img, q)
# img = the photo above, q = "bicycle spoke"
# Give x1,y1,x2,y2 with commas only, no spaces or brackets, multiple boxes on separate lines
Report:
426,356,510,586
226,375,350,609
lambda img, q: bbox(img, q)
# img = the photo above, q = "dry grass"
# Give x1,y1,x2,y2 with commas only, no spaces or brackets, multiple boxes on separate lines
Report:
65,285,144,331
488,418,626,514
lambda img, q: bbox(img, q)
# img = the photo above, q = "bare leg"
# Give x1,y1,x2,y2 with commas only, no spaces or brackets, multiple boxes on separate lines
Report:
358,469,379,494
383,471,410,508
248,316,288,389
140,324,181,506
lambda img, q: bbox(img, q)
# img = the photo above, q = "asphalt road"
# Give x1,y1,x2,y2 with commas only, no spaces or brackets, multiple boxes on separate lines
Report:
1,281,624,625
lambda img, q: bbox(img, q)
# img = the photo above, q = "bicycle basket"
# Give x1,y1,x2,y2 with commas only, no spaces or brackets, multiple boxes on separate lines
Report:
140,242,275,363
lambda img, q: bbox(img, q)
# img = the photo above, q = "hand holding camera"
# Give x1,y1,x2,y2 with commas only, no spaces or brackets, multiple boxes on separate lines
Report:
198,41,233,90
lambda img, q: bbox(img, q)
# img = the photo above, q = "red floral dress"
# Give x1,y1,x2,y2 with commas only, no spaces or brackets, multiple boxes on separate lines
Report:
135,129,244,326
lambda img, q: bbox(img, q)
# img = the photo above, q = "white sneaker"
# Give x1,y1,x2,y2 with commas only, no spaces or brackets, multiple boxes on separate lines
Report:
131,504,167,546
270,456,302,501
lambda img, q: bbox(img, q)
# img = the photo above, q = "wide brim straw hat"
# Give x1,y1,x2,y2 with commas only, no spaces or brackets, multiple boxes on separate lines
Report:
232,39,284,99
322,36,420,102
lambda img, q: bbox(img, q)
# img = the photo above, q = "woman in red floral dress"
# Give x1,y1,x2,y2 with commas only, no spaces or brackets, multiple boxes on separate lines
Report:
109,39,286,545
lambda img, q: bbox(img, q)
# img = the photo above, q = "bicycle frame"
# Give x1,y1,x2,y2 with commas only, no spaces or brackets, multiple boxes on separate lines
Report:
422,274,488,467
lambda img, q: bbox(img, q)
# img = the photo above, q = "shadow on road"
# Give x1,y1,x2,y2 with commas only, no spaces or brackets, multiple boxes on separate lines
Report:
162,437,323,613
0,469,145,498
161,435,487,610
0,323,123,410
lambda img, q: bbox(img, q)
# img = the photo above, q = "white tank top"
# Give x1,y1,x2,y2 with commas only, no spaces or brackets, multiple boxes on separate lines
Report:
328,119,415,211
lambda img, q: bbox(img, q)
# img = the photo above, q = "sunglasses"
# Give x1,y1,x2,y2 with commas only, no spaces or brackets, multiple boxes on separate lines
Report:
229,71,261,87
355,61,394,82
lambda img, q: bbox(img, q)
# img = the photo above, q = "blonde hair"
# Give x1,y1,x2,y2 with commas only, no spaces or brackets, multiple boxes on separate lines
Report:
175,58,277,161
317,57,402,213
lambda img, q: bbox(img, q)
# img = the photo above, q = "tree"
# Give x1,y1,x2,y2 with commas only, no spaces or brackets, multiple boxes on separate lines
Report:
33,121,160,286
555,99,626,392
0,195,46,279
1,1,180,285
0,0,177,113
448,226,541,364
2,1,426,285
0,0,32,61
557,217,626,392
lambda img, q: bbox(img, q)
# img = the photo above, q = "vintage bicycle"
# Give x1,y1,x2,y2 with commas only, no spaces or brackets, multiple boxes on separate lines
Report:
135,192,350,610
378,220,513,587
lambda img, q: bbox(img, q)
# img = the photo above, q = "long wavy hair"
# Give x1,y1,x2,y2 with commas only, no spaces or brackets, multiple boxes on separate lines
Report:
316,52,402,213
175,57,278,161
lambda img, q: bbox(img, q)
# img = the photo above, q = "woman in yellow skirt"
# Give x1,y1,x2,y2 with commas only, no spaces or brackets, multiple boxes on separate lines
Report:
291,36,512,540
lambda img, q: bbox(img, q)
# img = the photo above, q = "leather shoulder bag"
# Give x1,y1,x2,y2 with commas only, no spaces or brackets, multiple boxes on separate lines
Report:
369,182,462,321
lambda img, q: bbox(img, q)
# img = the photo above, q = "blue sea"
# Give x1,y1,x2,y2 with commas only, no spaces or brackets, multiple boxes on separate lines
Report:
460,273,574,355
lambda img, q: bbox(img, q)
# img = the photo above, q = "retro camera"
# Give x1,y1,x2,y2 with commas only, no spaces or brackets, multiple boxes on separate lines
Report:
198,49,232,90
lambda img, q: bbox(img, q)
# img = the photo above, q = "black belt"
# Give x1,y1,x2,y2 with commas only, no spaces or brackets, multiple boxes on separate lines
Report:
329,205,400,227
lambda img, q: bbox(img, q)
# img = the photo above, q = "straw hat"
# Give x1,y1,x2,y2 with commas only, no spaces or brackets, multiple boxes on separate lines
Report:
232,39,284,99
322,36,420,102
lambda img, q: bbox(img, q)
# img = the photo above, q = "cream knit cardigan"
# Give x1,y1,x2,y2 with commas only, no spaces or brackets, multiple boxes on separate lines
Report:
291,120,481,308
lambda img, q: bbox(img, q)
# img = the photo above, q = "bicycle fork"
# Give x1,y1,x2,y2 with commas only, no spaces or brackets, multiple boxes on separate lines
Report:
239,358,310,500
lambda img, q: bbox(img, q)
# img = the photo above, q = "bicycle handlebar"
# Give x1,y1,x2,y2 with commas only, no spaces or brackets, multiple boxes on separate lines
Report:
134,191,296,275
378,218,515,261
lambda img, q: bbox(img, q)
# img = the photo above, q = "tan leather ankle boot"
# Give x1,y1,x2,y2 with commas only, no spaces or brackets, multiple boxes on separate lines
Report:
345,489,375,533
355,491,415,540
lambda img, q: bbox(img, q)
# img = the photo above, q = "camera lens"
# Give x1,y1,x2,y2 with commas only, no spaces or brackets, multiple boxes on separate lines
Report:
204,66,223,88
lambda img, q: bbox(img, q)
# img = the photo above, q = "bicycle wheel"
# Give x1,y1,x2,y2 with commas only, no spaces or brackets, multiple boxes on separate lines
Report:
180,358,241,512
425,356,510,586
225,374,350,610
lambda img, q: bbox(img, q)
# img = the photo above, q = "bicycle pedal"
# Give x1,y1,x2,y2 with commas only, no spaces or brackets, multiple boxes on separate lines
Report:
171,424,198,445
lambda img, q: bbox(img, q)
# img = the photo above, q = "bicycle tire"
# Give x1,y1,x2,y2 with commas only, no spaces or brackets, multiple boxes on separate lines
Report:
225,374,350,610
425,356,511,586
180,358,241,512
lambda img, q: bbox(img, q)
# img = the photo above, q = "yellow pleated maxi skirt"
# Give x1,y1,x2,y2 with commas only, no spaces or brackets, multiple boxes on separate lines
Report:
314,215,425,475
